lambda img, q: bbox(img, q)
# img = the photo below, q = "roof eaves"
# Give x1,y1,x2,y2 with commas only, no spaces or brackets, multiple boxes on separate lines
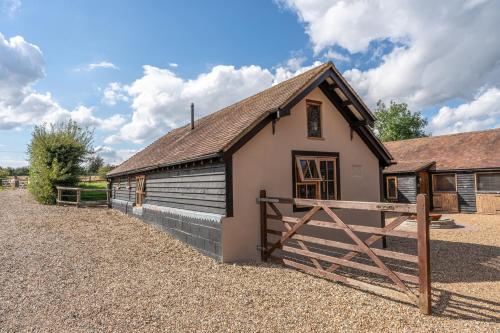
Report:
106,152,223,178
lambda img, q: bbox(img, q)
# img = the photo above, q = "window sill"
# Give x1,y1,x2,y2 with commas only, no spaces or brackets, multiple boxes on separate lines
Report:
307,136,325,141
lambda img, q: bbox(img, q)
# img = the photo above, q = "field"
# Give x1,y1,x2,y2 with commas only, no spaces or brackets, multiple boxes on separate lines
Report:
0,190,498,332
77,181,108,201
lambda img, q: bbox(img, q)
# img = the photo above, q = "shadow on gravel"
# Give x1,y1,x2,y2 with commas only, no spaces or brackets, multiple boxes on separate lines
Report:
432,289,500,323
387,237,500,284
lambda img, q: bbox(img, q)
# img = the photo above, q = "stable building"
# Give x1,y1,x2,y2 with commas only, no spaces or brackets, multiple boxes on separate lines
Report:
383,128,500,214
107,62,393,262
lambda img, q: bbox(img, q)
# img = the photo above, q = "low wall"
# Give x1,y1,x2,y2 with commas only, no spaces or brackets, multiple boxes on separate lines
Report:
111,199,222,260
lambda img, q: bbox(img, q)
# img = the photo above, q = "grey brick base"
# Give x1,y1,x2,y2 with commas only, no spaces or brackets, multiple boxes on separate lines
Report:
111,199,222,261
111,199,134,215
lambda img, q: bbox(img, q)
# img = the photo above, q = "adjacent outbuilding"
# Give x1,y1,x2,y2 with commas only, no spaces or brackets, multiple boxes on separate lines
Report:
107,62,393,262
383,128,500,214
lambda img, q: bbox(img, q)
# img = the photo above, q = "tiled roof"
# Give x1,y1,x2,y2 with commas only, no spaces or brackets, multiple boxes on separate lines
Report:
108,62,387,177
383,161,435,174
384,128,500,172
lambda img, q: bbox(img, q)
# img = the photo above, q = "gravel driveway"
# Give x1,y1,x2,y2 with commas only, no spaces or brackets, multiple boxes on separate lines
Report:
1,190,499,332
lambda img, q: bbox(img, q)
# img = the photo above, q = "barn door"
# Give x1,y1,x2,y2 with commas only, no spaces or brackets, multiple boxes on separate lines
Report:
418,172,429,195
135,175,146,207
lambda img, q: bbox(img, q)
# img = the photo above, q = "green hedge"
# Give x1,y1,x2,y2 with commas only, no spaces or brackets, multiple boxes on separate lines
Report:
28,121,93,204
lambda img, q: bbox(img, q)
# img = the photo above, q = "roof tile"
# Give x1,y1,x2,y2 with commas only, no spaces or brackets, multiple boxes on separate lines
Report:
384,128,500,172
108,62,331,176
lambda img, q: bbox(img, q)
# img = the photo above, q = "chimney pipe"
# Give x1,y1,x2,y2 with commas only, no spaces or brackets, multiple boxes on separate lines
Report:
190,102,195,130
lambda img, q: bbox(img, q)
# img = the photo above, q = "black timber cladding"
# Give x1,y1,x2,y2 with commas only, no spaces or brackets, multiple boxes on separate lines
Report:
144,163,226,216
384,171,479,212
384,174,417,204
457,172,477,212
110,162,226,215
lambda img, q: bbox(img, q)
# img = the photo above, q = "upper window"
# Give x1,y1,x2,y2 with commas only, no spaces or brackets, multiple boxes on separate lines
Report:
433,174,456,192
294,155,337,200
386,176,398,200
476,172,500,192
307,101,322,138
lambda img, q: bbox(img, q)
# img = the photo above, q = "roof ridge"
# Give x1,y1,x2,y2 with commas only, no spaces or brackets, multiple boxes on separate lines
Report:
199,61,330,121
385,126,500,144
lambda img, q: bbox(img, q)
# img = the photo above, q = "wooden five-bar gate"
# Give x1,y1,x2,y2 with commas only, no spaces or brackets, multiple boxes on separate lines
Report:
257,190,431,314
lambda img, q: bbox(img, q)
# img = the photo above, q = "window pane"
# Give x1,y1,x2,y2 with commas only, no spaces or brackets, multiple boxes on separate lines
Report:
307,104,321,138
306,184,317,198
387,178,397,198
434,174,456,192
477,173,500,192
297,183,317,199
327,181,334,200
299,159,320,179
297,184,307,198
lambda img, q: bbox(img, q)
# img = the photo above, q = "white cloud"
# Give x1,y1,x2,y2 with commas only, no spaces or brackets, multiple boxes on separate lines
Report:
280,0,500,110
429,87,500,135
325,50,350,63
104,60,324,144
102,82,129,105
106,64,275,143
87,61,118,71
95,145,137,165
1,0,21,16
0,33,123,131
273,60,323,85
169,63,179,68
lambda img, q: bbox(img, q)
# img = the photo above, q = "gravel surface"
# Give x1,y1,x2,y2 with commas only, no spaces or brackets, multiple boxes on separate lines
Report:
1,190,499,332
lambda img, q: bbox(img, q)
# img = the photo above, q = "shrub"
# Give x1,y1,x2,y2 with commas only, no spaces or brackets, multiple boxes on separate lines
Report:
97,164,114,178
28,121,93,204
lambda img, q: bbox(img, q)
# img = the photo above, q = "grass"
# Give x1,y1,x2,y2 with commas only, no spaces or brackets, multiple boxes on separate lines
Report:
77,181,108,201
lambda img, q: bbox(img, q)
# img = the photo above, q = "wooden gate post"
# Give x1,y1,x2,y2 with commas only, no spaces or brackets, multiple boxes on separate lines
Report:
106,182,111,208
76,189,81,208
259,190,268,262
417,194,431,314
57,187,62,205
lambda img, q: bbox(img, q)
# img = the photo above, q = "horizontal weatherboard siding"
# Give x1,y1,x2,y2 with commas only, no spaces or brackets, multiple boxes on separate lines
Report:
144,163,226,215
457,172,477,213
385,174,416,204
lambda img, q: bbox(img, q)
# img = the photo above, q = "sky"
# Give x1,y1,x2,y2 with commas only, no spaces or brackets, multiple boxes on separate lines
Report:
1,0,499,167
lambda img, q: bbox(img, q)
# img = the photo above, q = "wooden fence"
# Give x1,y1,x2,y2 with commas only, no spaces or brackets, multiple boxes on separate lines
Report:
77,175,106,183
257,191,431,314
1,177,29,189
56,186,110,207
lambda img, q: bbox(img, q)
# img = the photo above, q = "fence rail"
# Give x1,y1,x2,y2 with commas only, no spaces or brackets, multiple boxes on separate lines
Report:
257,191,431,314
56,186,110,208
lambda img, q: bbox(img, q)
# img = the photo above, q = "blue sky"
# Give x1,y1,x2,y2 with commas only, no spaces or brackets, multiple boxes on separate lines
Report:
1,0,499,167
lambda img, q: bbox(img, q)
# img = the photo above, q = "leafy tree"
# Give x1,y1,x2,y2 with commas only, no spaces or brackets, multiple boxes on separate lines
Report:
0,168,9,180
28,121,93,204
97,164,114,178
374,100,429,142
0,166,29,176
86,155,104,174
